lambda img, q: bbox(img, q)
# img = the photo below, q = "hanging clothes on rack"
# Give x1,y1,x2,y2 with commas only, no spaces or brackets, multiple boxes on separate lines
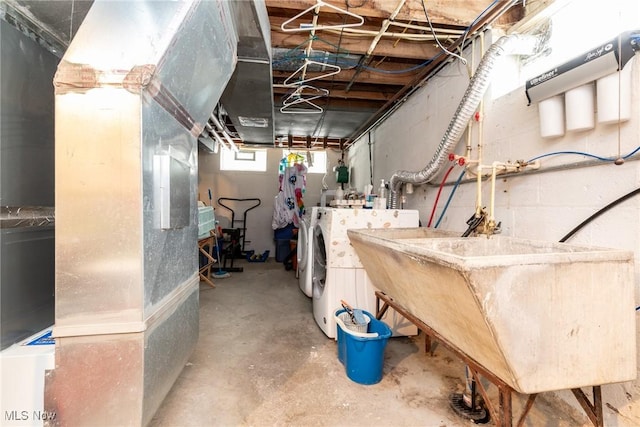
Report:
272,155,307,230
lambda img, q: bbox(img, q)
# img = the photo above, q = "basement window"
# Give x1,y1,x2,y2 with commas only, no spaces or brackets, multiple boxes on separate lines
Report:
282,150,327,174
491,1,640,98
220,149,267,172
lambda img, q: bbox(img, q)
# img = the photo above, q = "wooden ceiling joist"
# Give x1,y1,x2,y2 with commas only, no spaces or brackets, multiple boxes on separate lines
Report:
343,0,522,146
266,0,516,25
279,134,343,148
264,0,525,148
270,28,443,60
273,85,393,102
272,66,418,87
274,96,383,111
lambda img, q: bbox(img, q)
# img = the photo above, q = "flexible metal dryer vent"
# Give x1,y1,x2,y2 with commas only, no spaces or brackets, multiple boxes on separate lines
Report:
389,34,541,209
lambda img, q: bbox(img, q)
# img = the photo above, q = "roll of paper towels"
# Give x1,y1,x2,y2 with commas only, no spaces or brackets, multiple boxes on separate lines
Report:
565,83,595,132
538,95,565,138
597,63,632,124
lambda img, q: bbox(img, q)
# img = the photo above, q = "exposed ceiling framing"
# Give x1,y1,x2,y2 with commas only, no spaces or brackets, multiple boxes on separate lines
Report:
2,0,529,151
268,0,525,150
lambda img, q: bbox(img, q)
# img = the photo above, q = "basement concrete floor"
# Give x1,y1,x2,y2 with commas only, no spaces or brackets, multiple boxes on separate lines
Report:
150,260,587,427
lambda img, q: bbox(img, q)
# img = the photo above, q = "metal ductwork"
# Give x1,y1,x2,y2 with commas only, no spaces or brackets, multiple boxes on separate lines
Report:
45,1,237,424
217,0,274,147
390,34,541,208
0,15,59,353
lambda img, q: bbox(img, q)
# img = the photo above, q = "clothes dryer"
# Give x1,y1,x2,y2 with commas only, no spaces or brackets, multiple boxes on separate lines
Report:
312,208,419,338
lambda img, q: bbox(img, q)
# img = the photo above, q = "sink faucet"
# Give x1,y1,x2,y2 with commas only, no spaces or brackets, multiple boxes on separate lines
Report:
462,210,485,237
461,208,501,237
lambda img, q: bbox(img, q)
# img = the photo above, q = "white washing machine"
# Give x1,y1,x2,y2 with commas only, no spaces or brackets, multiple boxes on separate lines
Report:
297,207,318,297
312,208,419,338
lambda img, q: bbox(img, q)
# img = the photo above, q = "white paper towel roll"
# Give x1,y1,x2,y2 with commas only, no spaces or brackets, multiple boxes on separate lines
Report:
565,83,595,132
538,95,565,138
597,63,632,124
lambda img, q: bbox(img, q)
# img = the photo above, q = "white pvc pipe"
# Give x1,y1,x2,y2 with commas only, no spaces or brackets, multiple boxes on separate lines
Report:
489,163,498,226
476,164,483,217
211,130,228,152
220,129,239,153
365,0,406,56
323,27,459,40
205,122,229,151
388,33,541,208
475,33,485,217
388,21,465,35
209,114,238,152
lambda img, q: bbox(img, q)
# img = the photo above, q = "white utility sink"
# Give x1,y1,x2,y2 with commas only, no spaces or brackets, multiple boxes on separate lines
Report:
347,227,636,394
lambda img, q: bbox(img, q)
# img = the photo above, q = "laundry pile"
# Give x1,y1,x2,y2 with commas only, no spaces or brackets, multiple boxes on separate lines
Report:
272,153,307,230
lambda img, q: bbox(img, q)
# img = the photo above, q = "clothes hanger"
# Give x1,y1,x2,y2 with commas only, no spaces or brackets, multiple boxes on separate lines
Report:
280,0,364,33
282,85,329,106
280,97,324,114
283,60,341,87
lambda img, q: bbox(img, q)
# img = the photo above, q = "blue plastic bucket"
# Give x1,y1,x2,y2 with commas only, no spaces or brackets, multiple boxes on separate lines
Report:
335,309,392,385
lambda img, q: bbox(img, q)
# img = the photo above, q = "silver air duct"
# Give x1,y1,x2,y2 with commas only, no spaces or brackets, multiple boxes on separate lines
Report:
217,0,275,147
45,1,237,424
389,34,540,208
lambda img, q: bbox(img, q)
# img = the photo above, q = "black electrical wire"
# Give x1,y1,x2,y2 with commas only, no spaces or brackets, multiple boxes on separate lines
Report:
570,187,640,312
562,186,640,307
559,187,640,243
421,0,467,64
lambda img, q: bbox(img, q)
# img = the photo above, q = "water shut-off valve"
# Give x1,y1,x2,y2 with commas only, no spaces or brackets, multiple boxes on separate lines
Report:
462,208,501,237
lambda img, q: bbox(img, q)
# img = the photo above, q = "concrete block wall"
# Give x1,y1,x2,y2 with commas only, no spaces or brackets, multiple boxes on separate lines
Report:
347,5,640,423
